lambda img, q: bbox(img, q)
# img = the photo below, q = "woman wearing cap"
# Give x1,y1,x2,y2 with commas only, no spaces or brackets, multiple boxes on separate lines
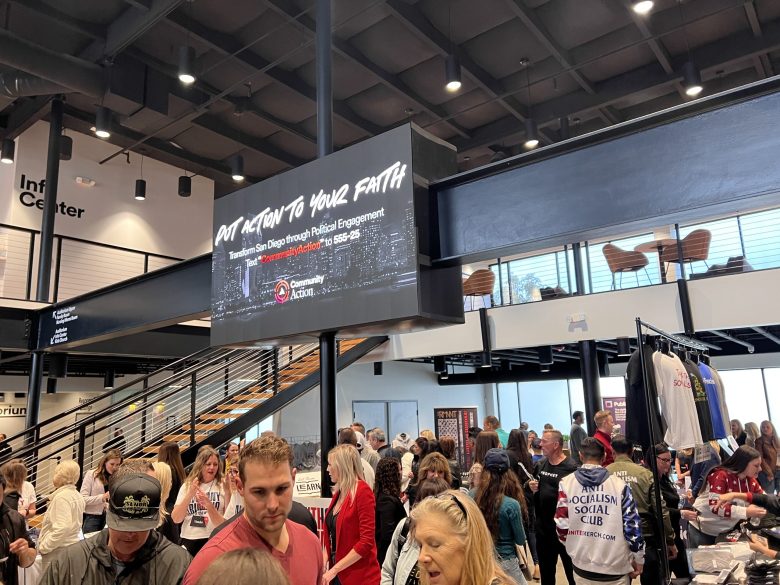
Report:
81,448,122,533
38,460,84,558
474,448,528,585
412,490,515,585
172,445,226,556
323,444,381,585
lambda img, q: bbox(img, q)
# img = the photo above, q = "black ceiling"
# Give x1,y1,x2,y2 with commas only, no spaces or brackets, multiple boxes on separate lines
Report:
0,0,778,189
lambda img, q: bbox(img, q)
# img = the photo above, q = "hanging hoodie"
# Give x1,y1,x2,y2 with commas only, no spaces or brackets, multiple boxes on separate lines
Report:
684,359,715,442
624,343,667,450
697,362,727,439
708,365,732,437
652,352,702,449
555,464,644,579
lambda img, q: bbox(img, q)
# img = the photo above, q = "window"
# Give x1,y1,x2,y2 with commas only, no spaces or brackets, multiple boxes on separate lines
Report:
719,369,768,427
763,368,780,423
587,233,660,293
739,208,780,271
497,383,520,431
518,380,571,434
679,218,743,276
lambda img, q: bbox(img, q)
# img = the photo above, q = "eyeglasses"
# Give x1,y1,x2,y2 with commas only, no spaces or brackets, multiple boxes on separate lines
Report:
656,456,672,463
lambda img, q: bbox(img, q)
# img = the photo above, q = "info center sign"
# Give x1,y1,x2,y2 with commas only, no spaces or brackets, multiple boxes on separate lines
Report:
211,124,463,346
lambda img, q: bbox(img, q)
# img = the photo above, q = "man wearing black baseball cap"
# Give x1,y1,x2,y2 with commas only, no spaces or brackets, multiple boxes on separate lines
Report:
41,462,190,585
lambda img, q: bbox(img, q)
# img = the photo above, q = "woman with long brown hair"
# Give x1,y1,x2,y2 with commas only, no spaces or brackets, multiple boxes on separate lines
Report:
468,430,500,489
323,444,380,585
374,457,406,563
157,440,186,511
80,448,122,533
172,445,226,556
474,449,528,584
0,459,36,527
756,420,780,494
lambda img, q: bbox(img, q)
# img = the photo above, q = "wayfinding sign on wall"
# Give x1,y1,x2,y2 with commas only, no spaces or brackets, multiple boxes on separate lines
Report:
211,124,463,346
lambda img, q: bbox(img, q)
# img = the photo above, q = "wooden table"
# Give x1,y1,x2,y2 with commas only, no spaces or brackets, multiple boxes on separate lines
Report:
635,238,677,283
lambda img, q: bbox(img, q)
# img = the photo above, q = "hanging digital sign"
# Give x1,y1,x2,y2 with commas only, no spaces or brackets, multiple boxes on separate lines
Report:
211,125,459,346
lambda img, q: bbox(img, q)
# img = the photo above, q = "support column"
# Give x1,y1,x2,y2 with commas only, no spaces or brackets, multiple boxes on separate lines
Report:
320,331,337,497
26,97,64,435
579,340,602,436
317,0,335,498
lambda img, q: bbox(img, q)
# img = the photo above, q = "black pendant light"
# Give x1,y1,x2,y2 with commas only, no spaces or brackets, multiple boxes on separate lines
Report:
104,369,115,390
135,154,146,200
616,337,632,357
523,59,539,149
231,154,245,182
178,175,192,197
178,46,196,85
0,138,14,164
60,135,73,161
94,106,112,138
682,61,703,97
444,1,461,92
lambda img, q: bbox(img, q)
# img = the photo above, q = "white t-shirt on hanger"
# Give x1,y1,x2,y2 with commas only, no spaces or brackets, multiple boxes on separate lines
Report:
652,351,703,449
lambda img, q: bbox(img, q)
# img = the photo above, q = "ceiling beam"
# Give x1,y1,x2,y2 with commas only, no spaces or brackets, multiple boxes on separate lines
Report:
504,0,595,95
751,327,780,347
451,17,780,153
191,113,306,168
744,1,775,78
262,0,471,139
6,0,105,40
709,330,755,353
62,104,261,185
384,1,529,125
0,95,54,139
80,0,187,62
163,10,383,138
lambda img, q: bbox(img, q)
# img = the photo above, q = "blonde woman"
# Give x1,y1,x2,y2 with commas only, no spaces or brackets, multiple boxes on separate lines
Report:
152,461,180,545
172,445,225,556
38,460,84,557
745,422,760,448
80,448,122,533
323,444,380,585
756,420,780,494
411,490,515,585
0,459,36,527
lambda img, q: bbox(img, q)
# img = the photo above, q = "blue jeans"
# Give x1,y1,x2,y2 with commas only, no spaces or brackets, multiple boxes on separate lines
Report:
758,469,780,494
499,555,528,585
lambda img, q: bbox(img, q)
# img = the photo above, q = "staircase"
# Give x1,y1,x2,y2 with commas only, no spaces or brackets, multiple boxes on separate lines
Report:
2,336,386,504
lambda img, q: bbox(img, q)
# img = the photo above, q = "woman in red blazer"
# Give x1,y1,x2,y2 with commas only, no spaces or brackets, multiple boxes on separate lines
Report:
323,444,381,585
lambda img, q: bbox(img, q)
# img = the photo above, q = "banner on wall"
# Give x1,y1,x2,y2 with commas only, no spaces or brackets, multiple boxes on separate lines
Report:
434,407,479,470
602,397,627,437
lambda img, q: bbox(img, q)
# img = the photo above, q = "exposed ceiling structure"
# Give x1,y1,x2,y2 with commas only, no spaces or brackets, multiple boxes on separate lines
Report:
0,0,778,190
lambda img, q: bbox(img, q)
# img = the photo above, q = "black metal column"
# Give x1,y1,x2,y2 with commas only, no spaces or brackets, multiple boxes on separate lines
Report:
37,97,63,302
572,242,601,433
26,98,63,434
320,331,337,497
316,0,332,159
674,223,696,336
317,0,335,498
579,340,602,436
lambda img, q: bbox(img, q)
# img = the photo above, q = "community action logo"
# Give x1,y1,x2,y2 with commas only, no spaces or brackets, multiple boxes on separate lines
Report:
274,280,291,304
273,275,325,304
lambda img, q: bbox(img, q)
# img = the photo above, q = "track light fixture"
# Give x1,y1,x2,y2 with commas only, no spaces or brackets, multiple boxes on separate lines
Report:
479,351,492,368
94,106,112,139
445,54,462,92
682,61,703,97
46,378,57,394
524,119,539,149
231,154,245,182
178,46,196,85
104,370,115,390
1,138,15,164
631,1,654,14
616,337,632,357
540,363,551,373
178,175,192,197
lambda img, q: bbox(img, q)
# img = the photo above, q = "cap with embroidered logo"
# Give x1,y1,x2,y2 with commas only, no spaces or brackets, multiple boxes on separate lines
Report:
107,473,161,531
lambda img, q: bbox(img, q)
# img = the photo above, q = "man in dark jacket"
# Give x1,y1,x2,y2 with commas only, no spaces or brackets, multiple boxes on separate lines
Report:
40,468,190,585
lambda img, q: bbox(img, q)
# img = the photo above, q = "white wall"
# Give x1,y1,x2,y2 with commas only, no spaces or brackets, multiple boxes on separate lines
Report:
5,122,214,259
275,361,491,440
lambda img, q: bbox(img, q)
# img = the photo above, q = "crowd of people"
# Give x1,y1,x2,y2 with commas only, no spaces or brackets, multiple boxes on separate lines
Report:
3,413,780,585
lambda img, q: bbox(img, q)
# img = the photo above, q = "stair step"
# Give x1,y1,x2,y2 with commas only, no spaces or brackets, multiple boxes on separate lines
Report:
164,433,209,442
199,413,240,421
183,423,224,431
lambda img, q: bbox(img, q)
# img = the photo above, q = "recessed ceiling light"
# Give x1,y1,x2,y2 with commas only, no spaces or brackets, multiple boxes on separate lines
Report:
632,1,654,15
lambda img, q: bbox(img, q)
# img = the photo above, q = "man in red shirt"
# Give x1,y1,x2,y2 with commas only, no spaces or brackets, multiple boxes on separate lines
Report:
183,436,323,585
593,410,616,467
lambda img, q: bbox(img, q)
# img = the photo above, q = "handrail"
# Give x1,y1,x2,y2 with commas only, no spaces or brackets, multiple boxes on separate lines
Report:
0,222,183,262
9,348,250,461
2,345,220,447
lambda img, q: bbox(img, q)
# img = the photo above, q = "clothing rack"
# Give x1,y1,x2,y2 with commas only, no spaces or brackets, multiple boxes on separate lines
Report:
635,317,708,585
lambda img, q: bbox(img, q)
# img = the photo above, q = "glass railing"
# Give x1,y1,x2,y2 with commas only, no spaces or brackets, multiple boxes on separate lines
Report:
469,205,780,311
0,223,183,303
